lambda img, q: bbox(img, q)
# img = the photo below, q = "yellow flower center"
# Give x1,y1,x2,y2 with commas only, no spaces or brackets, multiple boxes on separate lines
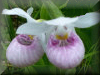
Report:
56,33,68,40
28,35,34,40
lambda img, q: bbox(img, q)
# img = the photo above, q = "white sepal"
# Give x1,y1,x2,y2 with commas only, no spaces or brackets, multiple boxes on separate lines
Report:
2,8,34,22
43,17,78,26
27,7,33,15
74,12,100,28
16,22,55,35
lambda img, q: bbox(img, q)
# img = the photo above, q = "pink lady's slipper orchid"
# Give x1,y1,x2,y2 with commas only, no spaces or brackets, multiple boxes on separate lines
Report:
2,7,100,69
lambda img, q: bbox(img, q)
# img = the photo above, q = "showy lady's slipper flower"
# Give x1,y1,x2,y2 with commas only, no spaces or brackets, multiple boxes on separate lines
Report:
16,12,99,69
42,14,100,69
2,7,100,69
2,7,45,67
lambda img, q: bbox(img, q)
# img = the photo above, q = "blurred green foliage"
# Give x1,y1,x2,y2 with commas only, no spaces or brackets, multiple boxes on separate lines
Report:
0,0,100,75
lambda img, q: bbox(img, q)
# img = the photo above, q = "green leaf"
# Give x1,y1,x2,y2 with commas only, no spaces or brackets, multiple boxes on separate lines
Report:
34,58,45,65
42,0,64,19
33,9,40,19
76,29,92,52
34,0,42,8
59,0,69,9
24,66,37,74
65,68,76,75
8,0,18,8
49,66,56,75
5,16,16,40
0,42,8,74
32,65,57,74
2,0,16,40
40,4,51,20
84,51,99,59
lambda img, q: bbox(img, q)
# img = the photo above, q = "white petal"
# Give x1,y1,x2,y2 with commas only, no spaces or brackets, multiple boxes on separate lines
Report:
43,17,78,26
27,7,33,15
16,22,55,35
2,8,34,22
74,12,100,28
2,8,28,18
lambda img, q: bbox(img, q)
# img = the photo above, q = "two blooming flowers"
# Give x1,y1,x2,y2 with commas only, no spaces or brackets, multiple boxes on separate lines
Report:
2,7,100,69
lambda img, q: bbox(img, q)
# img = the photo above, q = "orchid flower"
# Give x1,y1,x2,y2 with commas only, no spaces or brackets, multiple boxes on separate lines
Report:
42,13,100,69
2,7,100,69
2,7,45,67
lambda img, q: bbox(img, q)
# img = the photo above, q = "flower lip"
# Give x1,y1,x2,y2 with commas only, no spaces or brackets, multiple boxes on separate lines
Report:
16,34,33,45
46,32,85,69
49,32,79,47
